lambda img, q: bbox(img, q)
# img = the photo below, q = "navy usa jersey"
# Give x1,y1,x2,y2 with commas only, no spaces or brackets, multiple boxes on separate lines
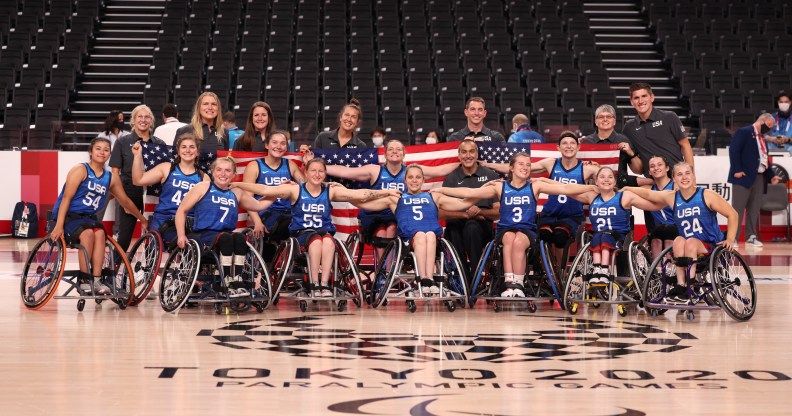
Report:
497,181,537,233
155,165,202,219
541,158,584,217
396,192,442,238
673,187,724,243
257,158,293,212
650,180,675,226
52,163,112,218
289,184,335,233
589,192,631,233
193,183,238,232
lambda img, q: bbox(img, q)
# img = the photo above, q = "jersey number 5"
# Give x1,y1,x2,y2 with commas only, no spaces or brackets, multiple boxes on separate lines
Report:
412,206,423,221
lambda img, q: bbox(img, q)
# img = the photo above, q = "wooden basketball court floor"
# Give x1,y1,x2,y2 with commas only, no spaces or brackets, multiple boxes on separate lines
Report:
3,238,792,415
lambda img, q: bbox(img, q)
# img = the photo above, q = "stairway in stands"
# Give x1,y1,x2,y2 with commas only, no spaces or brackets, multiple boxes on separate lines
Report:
583,0,687,123
64,0,165,138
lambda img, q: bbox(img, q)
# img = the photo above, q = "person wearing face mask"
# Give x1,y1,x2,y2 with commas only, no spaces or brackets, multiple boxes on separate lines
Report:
96,109,130,150
370,127,386,148
728,113,784,248
764,92,792,154
507,113,544,144
424,130,440,145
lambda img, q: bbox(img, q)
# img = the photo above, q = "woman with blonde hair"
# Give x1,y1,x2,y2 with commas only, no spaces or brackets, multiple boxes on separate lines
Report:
175,91,228,152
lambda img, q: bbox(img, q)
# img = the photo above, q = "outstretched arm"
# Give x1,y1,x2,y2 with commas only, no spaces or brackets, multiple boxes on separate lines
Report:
349,195,397,212
236,189,275,213
429,185,499,201
621,186,674,207
230,182,298,201
331,187,401,202
536,181,598,198
436,194,482,212
622,191,668,212
421,162,461,179
480,161,509,174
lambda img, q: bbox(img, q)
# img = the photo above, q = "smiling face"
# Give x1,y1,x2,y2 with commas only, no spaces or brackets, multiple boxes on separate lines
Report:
89,140,111,164
509,154,531,181
404,166,425,194
648,156,670,181
457,141,479,170
199,95,219,124
385,140,405,163
266,132,288,158
673,163,695,191
177,138,198,163
630,88,655,119
464,100,486,126
252,105,269,132
557,136,580,158
594,110,616,132
595,167,616,192
338,106,360,133
132,110,152,133
212,159,236,187
305,160,328,185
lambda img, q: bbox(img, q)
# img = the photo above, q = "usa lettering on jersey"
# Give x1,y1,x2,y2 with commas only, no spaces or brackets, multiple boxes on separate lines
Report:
676,206,701,218
301,203,326,213
403,196,431,205
212,195,237,207
170,178,196,190
504,195,533,205
590,206,617,216
87,181,106,195
261,176,287,186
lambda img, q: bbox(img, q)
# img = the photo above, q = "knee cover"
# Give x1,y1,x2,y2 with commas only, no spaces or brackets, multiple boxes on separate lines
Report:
216,233,234,256
674,257,694,267
232,232,247,255
552,227,572,247
538,228,553,243
370,236,394,249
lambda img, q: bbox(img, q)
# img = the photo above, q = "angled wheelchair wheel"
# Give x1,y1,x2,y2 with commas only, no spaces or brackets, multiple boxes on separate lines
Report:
159,240,201,313
642,246,673,314
21,237,66,310
334,238,364,307
628,240,652,302
270,238,296,301
127,231,163,306
372,238,402,308
345,230,363,266
539,240,565,310
563,242,591,314
710,247,756,321
244,241,272,311
469,240,496,308
440,238,468,304
105,236,135,309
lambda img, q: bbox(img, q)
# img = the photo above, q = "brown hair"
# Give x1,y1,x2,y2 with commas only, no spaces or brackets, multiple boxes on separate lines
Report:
238,101,275,151
507,152,531,181
465,97,486,109
337,98,362,130
304,158,327,171
173,132,203,177
629,82,654,97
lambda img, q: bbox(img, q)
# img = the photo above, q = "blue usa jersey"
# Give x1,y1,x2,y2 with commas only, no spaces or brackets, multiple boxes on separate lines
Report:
396,192,442,238
193,183,238,232
52,163,111,218
673,188,723,243
497,182,537,233
289,184,335,233
361,164,406,218
589,193,631,233
154,166,203,219
541,158,584,217
257,158,293,212
650,180,675,226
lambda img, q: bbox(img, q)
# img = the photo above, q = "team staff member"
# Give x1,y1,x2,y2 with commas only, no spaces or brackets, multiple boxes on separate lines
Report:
431,153,596,298
110,104,165,251
447,97,506,142
764,92,792,154
175,91,229,153
622,82,693,177
311,99,368,150
232,159,398,297
50,137,147,295
581,104,645,176
441,140,501,281
233,101,276,152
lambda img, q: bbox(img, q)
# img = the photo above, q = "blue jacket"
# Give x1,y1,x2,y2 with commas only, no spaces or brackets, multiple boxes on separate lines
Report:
727,125,773,188
508,124,545,144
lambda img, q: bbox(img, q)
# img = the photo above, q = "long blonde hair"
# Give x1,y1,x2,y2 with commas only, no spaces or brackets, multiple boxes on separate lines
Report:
190,91,226,143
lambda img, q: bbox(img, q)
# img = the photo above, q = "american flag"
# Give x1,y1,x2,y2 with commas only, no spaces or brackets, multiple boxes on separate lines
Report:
141,142,619,241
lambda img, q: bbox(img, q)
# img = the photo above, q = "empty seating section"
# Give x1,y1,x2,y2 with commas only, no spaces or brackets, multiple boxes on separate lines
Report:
0,0,790,150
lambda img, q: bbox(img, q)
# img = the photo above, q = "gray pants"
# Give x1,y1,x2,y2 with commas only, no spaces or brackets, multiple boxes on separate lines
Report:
731,174,764,240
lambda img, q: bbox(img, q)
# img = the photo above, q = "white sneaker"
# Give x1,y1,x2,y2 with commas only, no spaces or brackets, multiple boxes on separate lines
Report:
93,281,111,295
501,288,514,297
229,288,249,298
427,285,440,295
321,289,333,297
312,289,322,298
79,282,92,294
510,287,525,298
746,235,763,247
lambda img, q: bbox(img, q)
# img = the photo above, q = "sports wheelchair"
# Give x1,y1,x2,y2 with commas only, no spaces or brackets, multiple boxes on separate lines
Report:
370,237,467,313
126,230,163,306
469,235,564,313
269,236,364,312
641,245,756,321
157,233,272,314
21,235,135,311
563,232,652,316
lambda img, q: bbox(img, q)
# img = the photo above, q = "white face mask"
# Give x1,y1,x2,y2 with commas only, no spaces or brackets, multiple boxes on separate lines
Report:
372,136,384,146
425,137,438,145
779,102,790,112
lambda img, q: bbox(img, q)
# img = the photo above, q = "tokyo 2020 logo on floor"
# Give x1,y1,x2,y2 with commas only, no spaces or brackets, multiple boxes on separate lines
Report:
198,315,697,362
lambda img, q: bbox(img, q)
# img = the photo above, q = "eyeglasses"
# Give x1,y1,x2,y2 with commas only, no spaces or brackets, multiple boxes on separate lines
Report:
595,115,615,120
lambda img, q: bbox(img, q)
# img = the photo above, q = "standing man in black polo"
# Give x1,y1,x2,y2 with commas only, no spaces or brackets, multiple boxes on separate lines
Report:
440,140,501,283
622,82,694,177
447,97,506,142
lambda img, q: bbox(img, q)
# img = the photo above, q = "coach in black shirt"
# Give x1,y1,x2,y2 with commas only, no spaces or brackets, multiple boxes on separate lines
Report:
312,99,368,150
622,82,693,176
447,97,506,142
582,104,644,174
174,92,229,153
440,140,501,283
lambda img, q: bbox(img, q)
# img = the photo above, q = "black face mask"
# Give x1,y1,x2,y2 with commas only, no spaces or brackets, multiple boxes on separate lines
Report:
113,119,125,130
760,124,771,135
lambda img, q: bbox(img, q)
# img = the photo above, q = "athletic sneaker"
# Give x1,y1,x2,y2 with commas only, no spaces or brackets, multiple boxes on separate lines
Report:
510,287,525,297
664,285,688,304
500,288,514,297
79,282,92,294
312,289,322,298
93,281,111,295
321,289,333,297
589,275,608,284
427,285,440,295
745,235,763,247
